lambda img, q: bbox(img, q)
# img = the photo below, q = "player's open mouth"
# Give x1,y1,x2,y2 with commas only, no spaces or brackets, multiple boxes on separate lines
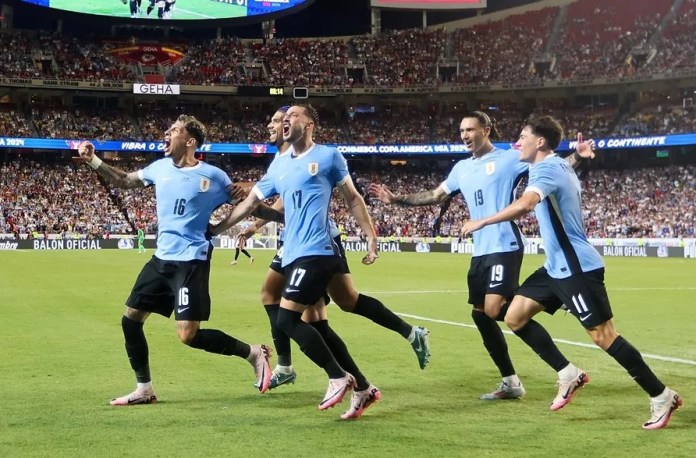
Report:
163,140,171,150
283,123,290,135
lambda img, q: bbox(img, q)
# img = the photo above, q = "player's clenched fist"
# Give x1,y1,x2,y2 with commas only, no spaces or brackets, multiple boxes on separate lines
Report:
77,141,96,161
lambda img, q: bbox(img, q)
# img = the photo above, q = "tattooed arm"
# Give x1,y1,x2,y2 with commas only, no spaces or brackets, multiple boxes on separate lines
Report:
78,141,144,189
368,182,449,206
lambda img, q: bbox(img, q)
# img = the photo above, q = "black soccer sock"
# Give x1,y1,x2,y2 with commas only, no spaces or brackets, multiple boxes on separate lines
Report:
234,247,241,261
606,335,665,397
276,308,344,378
121,316,151,383
353,293,412,339
311,320,369,391
472,310,515,377
495,302,510,322
513,319,570,372
265,304,292,366
158,6,164,18
130,1,137,15
241,249,252,259
188,329,251,358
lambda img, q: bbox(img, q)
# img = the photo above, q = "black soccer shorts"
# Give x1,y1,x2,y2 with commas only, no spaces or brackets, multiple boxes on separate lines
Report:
282,255,344,306
467,249,523,306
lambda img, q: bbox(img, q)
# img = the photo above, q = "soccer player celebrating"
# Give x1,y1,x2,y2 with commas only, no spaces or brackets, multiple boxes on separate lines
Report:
77,115,281,405
370,111,592,401
212,105,393,418
239,106,431,395
462,115,683,429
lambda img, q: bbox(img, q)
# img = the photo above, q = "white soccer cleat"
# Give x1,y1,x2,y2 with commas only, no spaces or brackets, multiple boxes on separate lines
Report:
249,344,272,393
643,389,683,430
480,381,526,401
319,373,355,410
230,260,238,265
110,388,157,406
551,369,589,411
341,384,381,420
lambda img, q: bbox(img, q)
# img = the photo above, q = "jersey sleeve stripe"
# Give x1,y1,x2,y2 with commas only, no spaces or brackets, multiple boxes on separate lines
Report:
525,186,545,201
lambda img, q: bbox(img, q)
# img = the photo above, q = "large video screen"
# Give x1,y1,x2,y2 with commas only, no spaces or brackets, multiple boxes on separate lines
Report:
20,0,313,21
371,0,486,9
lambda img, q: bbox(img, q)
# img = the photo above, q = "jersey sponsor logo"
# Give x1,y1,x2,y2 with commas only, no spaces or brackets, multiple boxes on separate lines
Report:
200,177,211,192
308,162,319,176
485,162,496,175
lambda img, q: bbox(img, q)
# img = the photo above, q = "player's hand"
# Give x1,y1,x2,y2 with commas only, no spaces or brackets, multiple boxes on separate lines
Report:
461,220,485,237
362,237,379,265
368,183,397,204
227,183,248,204
77,141,96,162
574,132,596,160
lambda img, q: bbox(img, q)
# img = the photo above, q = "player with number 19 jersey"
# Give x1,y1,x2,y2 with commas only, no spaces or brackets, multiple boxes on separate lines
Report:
441,147,528,257
138,158,233,261
253,144,347,267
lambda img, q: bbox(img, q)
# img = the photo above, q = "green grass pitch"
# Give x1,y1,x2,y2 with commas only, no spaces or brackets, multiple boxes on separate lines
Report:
0,251,694,457
49,0,246,20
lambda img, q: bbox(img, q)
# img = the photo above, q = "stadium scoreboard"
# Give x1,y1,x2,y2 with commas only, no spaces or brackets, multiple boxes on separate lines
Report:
371,0,486,9
237,86,308,99
18,0,317,22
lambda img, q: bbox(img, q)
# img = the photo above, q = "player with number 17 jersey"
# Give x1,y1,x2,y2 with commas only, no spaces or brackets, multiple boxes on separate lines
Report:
139,159,233,261
253,144,347,267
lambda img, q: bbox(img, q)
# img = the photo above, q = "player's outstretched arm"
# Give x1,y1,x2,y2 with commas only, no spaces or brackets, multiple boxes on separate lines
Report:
339,177,378,265
461,191,540,237
211,192,263,236
251,203,284,224
77,141,144,189
566,132,596,169
368,183,449,206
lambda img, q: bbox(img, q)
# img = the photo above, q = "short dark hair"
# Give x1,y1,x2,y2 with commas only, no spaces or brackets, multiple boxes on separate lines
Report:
297,104,319,127
177,114,206,147
462,111,500,139
524,114,563,150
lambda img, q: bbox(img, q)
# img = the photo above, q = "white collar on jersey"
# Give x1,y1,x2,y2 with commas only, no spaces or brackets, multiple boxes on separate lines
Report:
288,143,317,159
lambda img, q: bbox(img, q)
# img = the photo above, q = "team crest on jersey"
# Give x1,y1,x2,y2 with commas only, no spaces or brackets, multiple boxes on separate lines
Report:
308,162,319,176
200,177,210,192
485,162,496,175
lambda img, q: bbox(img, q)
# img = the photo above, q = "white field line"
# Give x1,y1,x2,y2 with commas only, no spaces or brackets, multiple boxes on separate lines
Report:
390,312,696,366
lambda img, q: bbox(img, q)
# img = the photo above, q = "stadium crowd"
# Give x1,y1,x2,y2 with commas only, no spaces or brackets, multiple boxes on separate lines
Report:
2,0,696,88
2,159,694,240
3,96,696,143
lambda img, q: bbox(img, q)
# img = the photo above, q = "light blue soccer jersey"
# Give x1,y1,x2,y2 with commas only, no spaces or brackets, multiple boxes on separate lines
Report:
138,158,232,261
525,154,604,278
253,144,348,267
441,147,528,257
328,219,341,239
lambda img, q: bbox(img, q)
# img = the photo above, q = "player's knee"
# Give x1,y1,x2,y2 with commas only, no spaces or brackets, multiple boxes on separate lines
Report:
177,326,198,345
586,323,617,350
260,288,281,305
124,307,148,322
332,289,358,311
503,308,527,331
